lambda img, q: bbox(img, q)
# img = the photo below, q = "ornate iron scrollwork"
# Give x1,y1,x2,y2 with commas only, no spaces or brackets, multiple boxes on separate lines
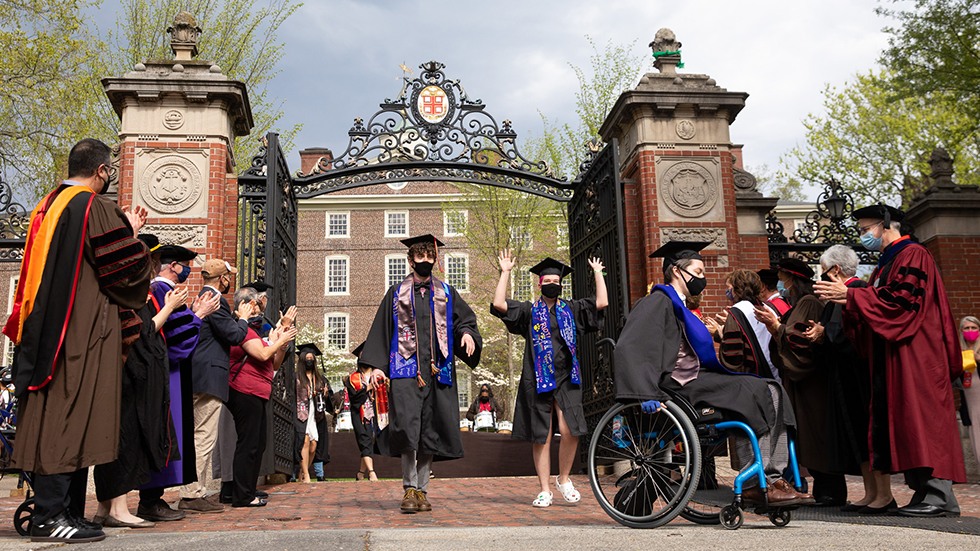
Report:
294,60,573,200
767,178,879,265
0,178,30,262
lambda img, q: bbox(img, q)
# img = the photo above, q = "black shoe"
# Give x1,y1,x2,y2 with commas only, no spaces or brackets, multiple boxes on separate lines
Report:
219,493,232,504
858,499,897,515
812,495,845,507
137,499,186,522
840,502,866,512
316,476,325,482
31,512,106,543
67,510,103,530
255,490,269,498
895,503,960,518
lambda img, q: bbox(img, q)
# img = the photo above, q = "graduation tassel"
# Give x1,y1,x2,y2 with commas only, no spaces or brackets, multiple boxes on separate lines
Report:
431,359,439,376
417,372,426,388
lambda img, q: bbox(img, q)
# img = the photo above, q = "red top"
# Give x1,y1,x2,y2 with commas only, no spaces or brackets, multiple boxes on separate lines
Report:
229,328,275,400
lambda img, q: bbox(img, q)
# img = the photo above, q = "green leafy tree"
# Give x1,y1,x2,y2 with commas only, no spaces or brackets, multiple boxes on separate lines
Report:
0,0,103,198
747,163,806,202
294,324,354,388
877,0,980,126
780,70,980,207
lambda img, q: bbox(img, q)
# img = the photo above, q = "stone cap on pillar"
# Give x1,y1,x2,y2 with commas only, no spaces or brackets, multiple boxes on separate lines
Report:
905,147,980,242
599,28,748,143
101,12,254,140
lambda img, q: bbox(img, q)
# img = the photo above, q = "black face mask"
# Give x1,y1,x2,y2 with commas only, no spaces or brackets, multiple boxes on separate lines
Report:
414,261,434,278
480,394,489,402
678,266,707,296
541,283,562,299
305,359,315,368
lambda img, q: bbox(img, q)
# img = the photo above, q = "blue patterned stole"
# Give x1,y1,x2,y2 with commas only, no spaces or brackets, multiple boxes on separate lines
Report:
530,298,580,394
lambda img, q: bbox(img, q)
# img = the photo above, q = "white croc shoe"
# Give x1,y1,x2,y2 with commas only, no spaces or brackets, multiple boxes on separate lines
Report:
555,476,581,503
532,491,553,508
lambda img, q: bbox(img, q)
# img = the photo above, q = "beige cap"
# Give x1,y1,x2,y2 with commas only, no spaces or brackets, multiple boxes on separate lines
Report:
201,258,238,278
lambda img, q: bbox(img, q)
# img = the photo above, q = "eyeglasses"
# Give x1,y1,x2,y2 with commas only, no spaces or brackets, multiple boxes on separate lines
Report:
858,221,882,234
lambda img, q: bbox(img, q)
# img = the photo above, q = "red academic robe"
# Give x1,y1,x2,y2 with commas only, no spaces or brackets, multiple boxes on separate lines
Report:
843,239,965,482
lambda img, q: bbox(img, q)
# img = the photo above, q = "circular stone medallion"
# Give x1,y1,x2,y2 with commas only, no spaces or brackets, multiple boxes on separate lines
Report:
675,119,696,140
163,110,185,130
417,85,449,124
139,156,203,214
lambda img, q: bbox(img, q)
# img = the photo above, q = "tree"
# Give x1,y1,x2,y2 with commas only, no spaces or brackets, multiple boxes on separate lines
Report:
294,323,355,387
747,163,806,202
780,70,980,208
0,0,103,198
528,37,649,180
4,0,300,201
877,0,980,126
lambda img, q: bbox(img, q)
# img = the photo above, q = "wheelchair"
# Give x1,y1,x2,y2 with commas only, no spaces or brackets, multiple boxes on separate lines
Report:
0,367,35,537
587,390,804,530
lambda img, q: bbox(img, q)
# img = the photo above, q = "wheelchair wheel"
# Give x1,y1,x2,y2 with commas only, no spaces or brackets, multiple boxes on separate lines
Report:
14,497,33,537
720,504,743,530
587,401,701,529
680,435,739,525
769,509,791,527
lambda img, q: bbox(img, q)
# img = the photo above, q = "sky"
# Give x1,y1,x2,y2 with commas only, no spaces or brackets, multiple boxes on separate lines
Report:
94,0,895,199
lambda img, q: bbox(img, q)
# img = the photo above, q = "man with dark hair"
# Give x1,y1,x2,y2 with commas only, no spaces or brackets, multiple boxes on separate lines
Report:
360,234,482,514
4,138,154,542
815,204,965,517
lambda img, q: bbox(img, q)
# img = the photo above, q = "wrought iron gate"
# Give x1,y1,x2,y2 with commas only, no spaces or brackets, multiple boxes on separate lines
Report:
568,139,630,443
238,132,298,475
0,179,28,264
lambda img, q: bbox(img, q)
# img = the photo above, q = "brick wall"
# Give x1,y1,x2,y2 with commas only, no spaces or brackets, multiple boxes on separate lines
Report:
920,236,980,324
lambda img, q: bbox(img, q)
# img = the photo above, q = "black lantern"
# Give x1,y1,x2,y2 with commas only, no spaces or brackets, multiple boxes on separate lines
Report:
822,179,847,222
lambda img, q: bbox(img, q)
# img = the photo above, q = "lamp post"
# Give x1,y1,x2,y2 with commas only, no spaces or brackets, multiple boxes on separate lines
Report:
822,178,847,222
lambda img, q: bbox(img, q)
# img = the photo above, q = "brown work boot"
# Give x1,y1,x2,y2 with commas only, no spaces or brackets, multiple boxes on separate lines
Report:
400,488,419,514
773,479,815,504
743,483,801,506
414,489,432,512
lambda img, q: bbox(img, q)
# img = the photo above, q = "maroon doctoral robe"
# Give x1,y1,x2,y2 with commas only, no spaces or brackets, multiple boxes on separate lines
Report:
843,238,965,482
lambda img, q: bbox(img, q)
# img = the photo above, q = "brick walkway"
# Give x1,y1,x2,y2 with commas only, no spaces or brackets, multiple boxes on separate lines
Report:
0,475,977,538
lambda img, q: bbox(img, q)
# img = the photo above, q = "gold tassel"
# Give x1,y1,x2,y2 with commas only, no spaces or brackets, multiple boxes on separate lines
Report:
417,373,426,388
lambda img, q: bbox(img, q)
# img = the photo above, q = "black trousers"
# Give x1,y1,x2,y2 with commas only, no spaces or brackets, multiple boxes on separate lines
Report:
33,468,88,524
227,388,267,506
138,487,165,507
810,469,847,502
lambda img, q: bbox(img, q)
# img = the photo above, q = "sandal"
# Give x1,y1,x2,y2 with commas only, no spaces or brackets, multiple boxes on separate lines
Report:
355,471,365,481
555,476,581,503
368,470,378,482
532,491,553,508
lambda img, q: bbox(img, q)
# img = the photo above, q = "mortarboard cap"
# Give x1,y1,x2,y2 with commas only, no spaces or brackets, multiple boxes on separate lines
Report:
157,244,197,264
851,204,904,225
649,240,712,271
137,233,161,252
777,257,815,280
400,234,446,249
243,281,274,293
297,343,323,357
528,257,573,278
757,268,779,289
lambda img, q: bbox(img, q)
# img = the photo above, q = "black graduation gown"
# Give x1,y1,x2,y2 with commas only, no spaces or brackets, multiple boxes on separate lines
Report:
93,304,178,501
614,290,795,436
359,282,482,461
492,298,601,443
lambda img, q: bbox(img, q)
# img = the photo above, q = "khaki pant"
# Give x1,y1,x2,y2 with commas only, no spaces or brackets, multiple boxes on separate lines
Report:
178,393,223,499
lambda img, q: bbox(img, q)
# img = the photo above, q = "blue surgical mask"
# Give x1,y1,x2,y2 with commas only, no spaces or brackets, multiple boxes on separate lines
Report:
725,288,735,303
176,263,191,283
776,280,786,294
860,231,883,251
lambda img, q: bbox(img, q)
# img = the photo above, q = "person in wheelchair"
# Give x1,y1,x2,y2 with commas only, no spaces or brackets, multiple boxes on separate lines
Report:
613,241,811,506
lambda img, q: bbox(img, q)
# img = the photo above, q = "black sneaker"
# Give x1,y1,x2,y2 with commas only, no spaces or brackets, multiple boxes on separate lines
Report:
31,512,106,543
67,511,102,530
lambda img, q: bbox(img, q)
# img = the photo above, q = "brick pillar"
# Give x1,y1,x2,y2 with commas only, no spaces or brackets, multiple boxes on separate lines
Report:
905,147,980,323
103,21,253,293
600,28,776,314
299,147,333,175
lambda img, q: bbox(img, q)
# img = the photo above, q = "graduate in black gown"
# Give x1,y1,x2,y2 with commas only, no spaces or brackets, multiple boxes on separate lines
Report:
614,241,810,506
359,234,482,514
491,252,607,508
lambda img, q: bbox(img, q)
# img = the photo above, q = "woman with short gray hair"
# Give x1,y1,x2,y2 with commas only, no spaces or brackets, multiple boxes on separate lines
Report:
806,245,894,513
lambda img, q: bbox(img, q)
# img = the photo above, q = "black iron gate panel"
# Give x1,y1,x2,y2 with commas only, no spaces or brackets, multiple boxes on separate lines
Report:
0,179,29,263
239,133,298,475
568,139,630,444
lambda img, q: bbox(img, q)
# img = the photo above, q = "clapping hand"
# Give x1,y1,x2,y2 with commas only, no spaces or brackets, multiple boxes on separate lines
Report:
754,305,779,332
235,299,256,320
192,291,221,319
814,270,848,305
163,287,188,311
277,305,298,328
703,316,722,338
803,320,825,343
498,249,515,273
123,205,148,235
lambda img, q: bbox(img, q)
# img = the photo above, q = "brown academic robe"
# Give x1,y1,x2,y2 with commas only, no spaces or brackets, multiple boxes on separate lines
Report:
13,195,153,475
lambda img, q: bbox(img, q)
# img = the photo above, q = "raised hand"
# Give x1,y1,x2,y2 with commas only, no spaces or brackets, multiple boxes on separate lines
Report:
235,299,255,320
124,205,148,235
164,287,188,311
588,256,605,273
754,305,779,332
278,305,298,328
498,249,516,273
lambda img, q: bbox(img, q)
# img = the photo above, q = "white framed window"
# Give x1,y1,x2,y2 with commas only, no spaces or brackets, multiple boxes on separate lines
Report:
3,276,17,367
444,210,468,237
556,224,569,249
386,254,409,288
324,255,349,295
325,211,350,238
324,312,349,350
510,225,533,250
445,253,469,292
456,369,471,409
513,270,534,302
385,210,409,237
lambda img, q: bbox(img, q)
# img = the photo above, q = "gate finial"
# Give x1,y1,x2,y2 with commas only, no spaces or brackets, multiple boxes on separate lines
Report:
168,11,202,61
